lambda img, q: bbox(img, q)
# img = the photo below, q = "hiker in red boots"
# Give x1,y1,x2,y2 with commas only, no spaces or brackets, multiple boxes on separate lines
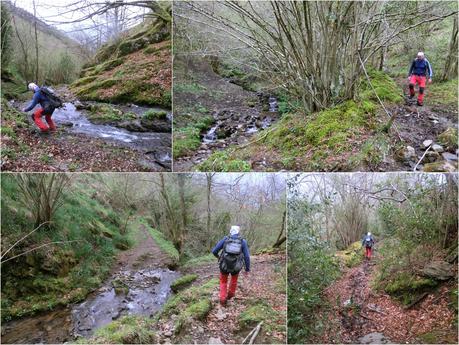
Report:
22,83,58,133
408,52,433,106
212,225,250,306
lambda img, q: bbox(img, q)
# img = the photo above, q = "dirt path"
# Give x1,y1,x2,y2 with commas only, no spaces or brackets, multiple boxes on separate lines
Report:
158,253,287,344
319,253,457,344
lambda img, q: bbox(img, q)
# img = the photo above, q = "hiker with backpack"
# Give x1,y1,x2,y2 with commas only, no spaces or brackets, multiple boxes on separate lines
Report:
22,83,62,133
361,232,375,260
212,225,250,306
407,52,433,106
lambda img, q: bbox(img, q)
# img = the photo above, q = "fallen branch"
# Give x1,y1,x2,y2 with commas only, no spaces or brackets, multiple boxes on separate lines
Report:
242,321,263,344
367,305,387,315
413,144,431,171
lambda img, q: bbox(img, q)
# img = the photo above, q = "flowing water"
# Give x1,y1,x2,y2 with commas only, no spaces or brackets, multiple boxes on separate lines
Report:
1,268,180,344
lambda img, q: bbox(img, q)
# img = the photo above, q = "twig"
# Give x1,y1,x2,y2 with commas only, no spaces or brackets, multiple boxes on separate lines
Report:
413,144,431,171
0,222,50,260
367,305,387,315
249,322,263,345
242,324,257,344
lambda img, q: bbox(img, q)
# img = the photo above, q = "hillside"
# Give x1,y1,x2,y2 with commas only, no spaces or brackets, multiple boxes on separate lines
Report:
70,19,171,108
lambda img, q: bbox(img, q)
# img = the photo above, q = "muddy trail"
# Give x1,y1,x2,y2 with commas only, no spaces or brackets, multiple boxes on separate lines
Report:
157,253,287,344
3,87,172,172
0,224,180,344
319,253,457,344
383,81,458,172
174,58,280,171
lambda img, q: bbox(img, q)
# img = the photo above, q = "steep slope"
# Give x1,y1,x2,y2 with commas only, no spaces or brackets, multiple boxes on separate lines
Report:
71,19,171,108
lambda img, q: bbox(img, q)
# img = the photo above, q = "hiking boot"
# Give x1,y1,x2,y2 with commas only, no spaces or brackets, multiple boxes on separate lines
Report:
227,293,235,300
417,101,423,106
220,299,227,307
409,94,415,99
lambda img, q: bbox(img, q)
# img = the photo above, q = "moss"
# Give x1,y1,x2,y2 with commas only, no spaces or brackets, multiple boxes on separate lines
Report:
335,241,364,268
70,76,97,88
171,274,198,292
86,104,136,125
383,271,438,305
173,116,214,158
437,127,458,150
90,315,156,344
239,301,278,327
198,151,251,172
359,69,403,103
112,278,129,295
182,254,216,269
1,126,16,138
143,110,168,121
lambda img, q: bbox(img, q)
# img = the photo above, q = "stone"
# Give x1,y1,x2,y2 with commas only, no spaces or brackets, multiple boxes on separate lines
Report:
422,139,433,148
437,127,458,150
357,332,392,344
215,308,227,321
428,114,440,121
424,151,441,163
423,161,457,172
404,146,416,160
442,152,458,162
208,337,224,344
431,144,444,153
422,261,455,280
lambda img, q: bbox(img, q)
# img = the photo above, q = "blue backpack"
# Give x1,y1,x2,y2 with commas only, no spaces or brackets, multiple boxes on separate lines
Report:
364,236,373,248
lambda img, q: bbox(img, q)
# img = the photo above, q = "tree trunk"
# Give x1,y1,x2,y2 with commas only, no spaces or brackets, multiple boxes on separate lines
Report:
442,16,458,81
33,0,39,82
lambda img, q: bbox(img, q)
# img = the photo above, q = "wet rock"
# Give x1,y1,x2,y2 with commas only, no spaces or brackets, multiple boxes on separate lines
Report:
423,161,457,172
422,261,455,280
74,101,90,110
431,144,444,153
60,121,74,127
357,332,392,344
424,151,441,163
140,117,171,133
215,308,227,321
422,139,433,148
118,120,146,132
442,152,458,162
428,114,440,121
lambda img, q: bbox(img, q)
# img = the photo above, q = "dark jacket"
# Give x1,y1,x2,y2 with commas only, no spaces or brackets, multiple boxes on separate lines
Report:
212,234,251,272
24,89,51,112
409,58,433,78
362,234,375,248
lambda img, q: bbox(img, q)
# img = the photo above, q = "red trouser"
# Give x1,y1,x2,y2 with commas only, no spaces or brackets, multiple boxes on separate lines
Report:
409,75,426,104
365,246,372,259
33,107,56,132
219,272,239,303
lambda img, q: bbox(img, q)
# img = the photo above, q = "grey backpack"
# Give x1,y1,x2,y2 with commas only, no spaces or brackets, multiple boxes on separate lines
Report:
219,236,244,274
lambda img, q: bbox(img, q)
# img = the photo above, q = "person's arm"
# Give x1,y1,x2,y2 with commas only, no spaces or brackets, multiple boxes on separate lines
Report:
211,238,225,258
408,60,415,77
242,239,250,272
23,92,40,112
426,59,433,80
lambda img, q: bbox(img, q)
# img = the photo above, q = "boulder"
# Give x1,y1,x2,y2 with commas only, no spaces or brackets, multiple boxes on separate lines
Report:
357,332,392,344
421,261,454,280
140,118,171,132
423,161,457,172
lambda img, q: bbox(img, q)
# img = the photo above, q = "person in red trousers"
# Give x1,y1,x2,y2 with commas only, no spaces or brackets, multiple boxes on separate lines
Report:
362,232,375,260
408,52,433,106
212,225,250,306
22,82,57,133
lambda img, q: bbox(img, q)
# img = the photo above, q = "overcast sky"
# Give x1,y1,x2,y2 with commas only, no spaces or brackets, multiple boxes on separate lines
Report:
13,0,149,36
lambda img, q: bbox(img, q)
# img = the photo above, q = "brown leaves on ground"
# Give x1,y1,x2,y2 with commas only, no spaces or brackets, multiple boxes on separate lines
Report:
317,258,458,344
171,253,286,344
1,126,154,172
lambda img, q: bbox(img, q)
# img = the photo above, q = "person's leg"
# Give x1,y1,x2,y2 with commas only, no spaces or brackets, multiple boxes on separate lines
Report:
227,273,239,299
368,247,372,259
33,108,49,132
409,75,416,98
417,76,426,105
365,247,370,259
45,110,56,131
219,272,228,306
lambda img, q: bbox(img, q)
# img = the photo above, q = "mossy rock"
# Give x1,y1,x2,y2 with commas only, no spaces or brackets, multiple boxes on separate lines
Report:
437,127,458,150
112,279,129,295
170,274,198,292
91,315,157,344
423,161,457,172
383,271,438,305
335,241,363,268
70,76,97,88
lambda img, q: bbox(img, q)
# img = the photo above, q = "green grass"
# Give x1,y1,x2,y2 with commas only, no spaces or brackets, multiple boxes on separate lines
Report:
239,300,278,327
197,151,251,172
170,274,198,292
0,177,135,322
428,78,458,105
173,116,214,158
88,315,156,344
143,110,168,121
174,82,206,94
139,219,179,263
181,254,215,269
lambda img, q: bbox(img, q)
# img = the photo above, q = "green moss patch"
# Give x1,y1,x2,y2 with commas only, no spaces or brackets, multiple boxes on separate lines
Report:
171,274,198,292
437,127,458,150
335,241,364,268
139,219,179,263
173,116,214,158
359,69,403,103
89,315,156,344
382,271,438,305
428,79,458,105
143,110,168,121
198,151,251,172
87,104,136,125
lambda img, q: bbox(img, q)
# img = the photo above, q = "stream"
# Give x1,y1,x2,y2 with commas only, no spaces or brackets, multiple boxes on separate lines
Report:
1,268,180,344
11,100,172,169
